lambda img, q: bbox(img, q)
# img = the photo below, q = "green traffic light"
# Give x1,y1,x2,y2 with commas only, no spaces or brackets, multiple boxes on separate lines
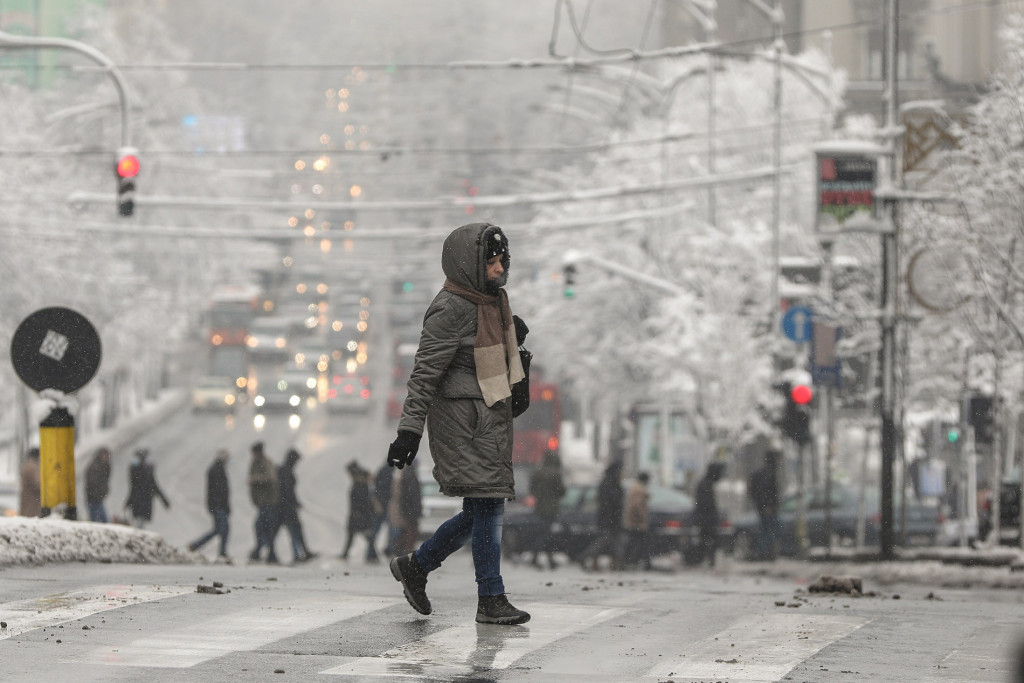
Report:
402,281,414,293
564,287,575,299
947,429,960,443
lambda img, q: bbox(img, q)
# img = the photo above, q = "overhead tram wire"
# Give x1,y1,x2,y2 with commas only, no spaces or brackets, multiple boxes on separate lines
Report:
0,114,831,158
6,195,702,242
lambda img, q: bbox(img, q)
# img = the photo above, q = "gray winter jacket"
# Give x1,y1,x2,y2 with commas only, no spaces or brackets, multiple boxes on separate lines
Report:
398,223,515,499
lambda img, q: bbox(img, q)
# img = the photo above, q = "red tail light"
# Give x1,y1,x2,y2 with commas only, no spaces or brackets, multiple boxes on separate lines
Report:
547,436,559,451
663,519,683,529
719,519,732,530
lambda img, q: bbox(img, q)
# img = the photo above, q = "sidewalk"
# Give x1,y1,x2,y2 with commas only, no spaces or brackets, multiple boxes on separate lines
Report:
725,545,1024,591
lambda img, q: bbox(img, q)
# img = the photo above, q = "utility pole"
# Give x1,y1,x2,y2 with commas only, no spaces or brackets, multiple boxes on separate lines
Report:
879,0,902,559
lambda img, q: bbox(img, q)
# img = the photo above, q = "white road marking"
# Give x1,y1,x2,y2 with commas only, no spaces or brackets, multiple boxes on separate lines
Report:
0,585,193,640
85,595,400,668
647,612,869,682
321,603,625,678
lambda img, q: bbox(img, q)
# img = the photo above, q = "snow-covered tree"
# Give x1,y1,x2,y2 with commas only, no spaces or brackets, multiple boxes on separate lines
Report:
512,48,845,451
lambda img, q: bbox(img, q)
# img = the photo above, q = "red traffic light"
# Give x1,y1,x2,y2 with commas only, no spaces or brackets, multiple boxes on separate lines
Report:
791,384,813,405
116,154,140,178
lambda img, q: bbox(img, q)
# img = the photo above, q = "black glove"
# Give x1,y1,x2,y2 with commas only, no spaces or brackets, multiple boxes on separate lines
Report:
513,315,529,346
387,430,422,470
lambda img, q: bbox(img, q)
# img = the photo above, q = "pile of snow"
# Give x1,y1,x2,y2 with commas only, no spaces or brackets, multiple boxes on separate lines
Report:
0,517,195,568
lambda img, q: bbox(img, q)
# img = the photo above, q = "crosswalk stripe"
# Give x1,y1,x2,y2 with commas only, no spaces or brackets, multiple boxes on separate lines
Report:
646,612,869,682
321,603,625,678
0,585,193,640
84,595,401,668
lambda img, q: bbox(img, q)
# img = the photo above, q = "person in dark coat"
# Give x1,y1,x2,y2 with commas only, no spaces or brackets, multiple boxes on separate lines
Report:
747,450,781,560
528,450,566,569
188,449,232,561
368,465,393,559
386,222,531,625
247,441,280,563
694,462,726,567
579,460,624,571
124,448,169,529
340,461,377,562
276,448,313,563
84,447,112,523
19,447,41,518
388,464,423,557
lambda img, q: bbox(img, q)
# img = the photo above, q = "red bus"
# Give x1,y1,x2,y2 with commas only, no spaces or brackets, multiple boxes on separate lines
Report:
207,284,260,347
512,378,561,468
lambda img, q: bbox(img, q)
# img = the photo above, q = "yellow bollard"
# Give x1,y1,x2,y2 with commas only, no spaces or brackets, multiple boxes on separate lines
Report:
39,407,76,519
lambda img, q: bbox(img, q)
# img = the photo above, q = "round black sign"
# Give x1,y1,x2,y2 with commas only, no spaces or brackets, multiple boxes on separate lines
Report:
10,307,102,394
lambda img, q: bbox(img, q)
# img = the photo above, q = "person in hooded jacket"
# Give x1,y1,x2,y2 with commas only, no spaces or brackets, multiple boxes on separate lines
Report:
84,447,112,523
276,448,313,563
340,461,377,562
124,449,170,529
694,462,726,567
528,450,566,569
387,222,531,626
188,448,232,561
578,460,624,571
247,441,280,564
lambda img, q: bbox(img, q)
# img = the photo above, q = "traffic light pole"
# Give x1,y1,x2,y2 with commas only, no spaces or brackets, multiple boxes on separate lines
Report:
878,0,901,560
0,30,131,147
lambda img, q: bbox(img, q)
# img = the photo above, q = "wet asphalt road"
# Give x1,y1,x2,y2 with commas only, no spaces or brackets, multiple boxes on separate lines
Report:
2,549,1024,682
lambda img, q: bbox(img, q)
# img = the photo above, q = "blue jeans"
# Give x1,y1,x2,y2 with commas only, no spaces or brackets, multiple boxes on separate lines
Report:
415,497,505,596
191,509,230,556
87,502,108,523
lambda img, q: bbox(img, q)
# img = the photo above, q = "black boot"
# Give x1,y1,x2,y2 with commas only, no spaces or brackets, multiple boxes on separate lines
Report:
476,594,530,625
390,553,431,615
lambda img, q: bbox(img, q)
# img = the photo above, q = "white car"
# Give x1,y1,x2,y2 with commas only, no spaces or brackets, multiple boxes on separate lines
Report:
191,376,238,413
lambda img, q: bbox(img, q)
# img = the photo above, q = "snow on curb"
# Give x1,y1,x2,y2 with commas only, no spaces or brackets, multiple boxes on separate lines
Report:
0,517,196,568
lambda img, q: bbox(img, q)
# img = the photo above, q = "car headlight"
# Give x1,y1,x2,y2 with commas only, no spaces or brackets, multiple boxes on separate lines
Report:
254,395,266,407
289,395,301,407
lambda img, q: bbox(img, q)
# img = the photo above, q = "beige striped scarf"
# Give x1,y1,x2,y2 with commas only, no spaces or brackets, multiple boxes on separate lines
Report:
442,278,525,407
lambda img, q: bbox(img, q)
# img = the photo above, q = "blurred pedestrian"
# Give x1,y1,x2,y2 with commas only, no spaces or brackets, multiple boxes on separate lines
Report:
579,460,624,571
387,464,423,557
276,448,314,563
747,450,781,560
340,461,377,562
622,471,652,570
84,446,112,523
247,441,280,564
694,462,726,568
188,448,231,562
387,222,531,625
124,448,170,529
19,447,41,518
528,450,566,569
369,464,393,559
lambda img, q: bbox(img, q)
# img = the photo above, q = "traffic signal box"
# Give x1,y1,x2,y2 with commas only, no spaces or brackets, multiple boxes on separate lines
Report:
563,264,577,298
968,395,995,444
776,382,813,445
115,147,140,217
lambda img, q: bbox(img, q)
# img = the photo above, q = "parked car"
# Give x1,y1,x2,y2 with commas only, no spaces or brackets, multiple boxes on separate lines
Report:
501,482,730,565
190,375,238,414
729,482,943,560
